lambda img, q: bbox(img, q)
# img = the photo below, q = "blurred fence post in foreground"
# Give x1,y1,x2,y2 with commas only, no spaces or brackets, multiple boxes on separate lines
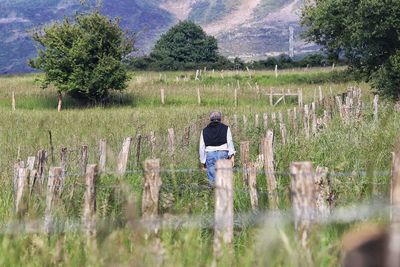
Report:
290,161,316,249
213,159,233,260
83,164,97,238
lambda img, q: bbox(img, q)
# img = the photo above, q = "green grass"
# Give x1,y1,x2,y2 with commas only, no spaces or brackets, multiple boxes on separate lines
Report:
0,68,398,266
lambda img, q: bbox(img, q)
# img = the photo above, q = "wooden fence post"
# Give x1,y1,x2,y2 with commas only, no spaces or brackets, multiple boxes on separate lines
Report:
261,130,279,209
83,164,98,237
311,102,317,136
275,65,278,78
290,162,316,249
12,91,16,111
263,113,268,129
314,166,331,219
149,131,156,157
57,92,62,112
160,88,165,105
168,128,175,157
44,167,63,234
255,114,259,128
388,150,400,267
298,89,303,107
136,134,142,168
60,147,67,181
304,104,310,139
80,145,88,177
15,167,29,216
336,96,344,120
213,159,234,259
374,94,379,122
240,141,250,185
280,123,287,145
27,156,36,171
142,159,162,236
271,112,277,126
197,87,201,105
248,163,258,210
37,150,47,184
242,115,247,129
99,139,107,173
116,137,132,176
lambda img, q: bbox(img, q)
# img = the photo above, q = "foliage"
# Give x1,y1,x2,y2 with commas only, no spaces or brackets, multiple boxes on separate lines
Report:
29,11,135,103
301,0,400,98
148,21,219,71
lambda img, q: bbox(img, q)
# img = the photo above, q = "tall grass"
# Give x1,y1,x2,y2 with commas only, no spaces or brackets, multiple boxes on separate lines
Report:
0,68,397,266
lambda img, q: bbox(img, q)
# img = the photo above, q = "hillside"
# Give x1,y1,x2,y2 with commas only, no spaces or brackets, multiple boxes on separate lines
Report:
0,0,317,73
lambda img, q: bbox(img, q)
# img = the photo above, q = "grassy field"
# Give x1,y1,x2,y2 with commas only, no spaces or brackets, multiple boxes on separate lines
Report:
0,68,399,266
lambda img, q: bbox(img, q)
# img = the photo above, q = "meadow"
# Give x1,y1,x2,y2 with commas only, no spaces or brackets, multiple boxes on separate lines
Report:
0,67,399,266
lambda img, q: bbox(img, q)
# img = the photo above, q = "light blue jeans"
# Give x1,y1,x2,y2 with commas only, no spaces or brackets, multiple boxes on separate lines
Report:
206,150,229,185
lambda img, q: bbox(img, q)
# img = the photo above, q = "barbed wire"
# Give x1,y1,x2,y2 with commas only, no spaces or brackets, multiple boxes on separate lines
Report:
0,201,392,235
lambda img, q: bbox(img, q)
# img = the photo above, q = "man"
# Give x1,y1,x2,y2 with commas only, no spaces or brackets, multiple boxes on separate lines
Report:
199,111,235,186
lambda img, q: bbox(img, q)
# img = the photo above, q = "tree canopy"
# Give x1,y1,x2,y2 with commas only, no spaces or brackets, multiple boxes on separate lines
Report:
302,0,400,98
29,11,135,103
149,21,219,70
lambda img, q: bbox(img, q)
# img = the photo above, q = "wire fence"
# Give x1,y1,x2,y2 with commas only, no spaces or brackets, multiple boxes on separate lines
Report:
0,201,392,235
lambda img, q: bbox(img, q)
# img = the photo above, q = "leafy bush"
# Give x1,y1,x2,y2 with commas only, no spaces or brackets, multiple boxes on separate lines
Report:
29,11,135,103
149,21,219,71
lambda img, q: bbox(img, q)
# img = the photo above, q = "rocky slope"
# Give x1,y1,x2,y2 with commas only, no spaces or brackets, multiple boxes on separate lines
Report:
0,0,317,73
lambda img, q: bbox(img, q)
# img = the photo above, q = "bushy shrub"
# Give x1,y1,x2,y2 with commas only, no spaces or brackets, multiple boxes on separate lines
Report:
29,11,134,103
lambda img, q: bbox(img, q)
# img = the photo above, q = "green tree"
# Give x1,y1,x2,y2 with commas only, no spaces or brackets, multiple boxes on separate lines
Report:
302,0,400,98
29,11,134,103
150,21,219,70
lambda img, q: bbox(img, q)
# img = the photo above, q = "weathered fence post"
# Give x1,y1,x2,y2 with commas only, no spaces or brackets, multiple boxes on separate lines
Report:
98,139,107,173
197,87,201,105
116,137,132,176
160,88,165,105
373,94,379,122
304,104,310,139
27,156,36,171
240,141,250,185
261,130,279,209
387,150,400,267
12,91,16,111
242,115,247,129
57,92,62,112
263,113,268,129
298,89,303,107
213,159,234,259
280,123,287,145
136,134,142,168
248,163,259,210
37,149,47,185
168,128,175,157
290,162,316,249
15,167,29,216
311,102,317,136
44,167,63,234
80,145,88,177
142,159,162,236
60,147,67,180
314,166,331,219
149,131,156,157
83,164,98,237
